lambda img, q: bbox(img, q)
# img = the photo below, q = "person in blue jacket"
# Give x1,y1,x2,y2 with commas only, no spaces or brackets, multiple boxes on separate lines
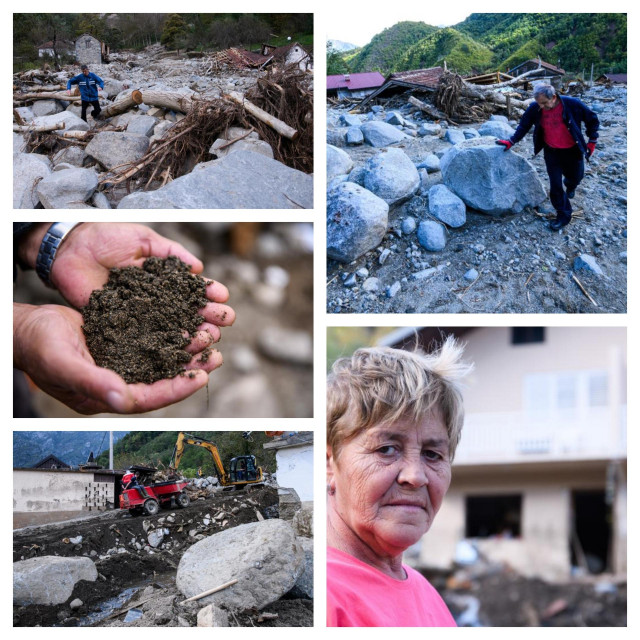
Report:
66,64,104,122
496,84,599,230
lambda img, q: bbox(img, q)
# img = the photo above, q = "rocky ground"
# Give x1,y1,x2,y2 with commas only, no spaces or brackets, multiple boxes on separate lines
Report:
326,84,627,314
13,486,313,627
13,44,313,209
13,222,313,419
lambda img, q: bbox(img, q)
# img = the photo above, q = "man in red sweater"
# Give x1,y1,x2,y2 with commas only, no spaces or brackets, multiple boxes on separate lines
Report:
497,84,599,230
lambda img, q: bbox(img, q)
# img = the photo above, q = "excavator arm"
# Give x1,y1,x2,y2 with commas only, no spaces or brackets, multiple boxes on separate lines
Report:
170,432,230,484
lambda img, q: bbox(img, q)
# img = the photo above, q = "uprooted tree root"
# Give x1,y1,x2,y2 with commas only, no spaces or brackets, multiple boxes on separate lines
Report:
435,71,493,124
105,67,313,193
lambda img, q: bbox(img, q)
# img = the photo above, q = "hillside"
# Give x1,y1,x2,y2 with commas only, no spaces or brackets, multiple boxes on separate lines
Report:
95,431,278,476
13,431,129,468
349,21,438,73
401,27,493,75
329,13,626,77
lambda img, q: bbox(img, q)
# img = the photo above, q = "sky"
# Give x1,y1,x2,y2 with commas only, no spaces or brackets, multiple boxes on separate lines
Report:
327,10,472,48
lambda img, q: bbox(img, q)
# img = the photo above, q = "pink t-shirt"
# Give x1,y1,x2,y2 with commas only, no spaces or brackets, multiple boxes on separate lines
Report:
327,546,457,627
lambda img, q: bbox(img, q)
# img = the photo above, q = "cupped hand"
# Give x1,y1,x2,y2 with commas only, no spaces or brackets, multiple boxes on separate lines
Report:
14,303,223,415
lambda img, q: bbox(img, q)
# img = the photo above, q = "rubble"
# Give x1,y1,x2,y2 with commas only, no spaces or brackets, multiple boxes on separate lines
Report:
326,81,626,313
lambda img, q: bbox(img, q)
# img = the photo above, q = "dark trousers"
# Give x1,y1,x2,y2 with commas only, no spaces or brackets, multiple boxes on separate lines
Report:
81,99,101,122
543,145,584,221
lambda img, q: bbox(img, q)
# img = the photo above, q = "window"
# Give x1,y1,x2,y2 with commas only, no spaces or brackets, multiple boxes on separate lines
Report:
511,327,545,344
466,495,522,538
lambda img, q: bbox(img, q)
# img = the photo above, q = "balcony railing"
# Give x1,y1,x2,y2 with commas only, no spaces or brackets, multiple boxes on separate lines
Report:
454,405,627,465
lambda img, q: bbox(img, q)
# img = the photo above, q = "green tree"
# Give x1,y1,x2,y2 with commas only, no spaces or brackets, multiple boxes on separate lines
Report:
161,13,188,51
327,42,349,75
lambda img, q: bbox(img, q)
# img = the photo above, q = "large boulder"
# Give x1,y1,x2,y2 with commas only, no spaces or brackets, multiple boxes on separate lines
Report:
176,519,304,611
13,133,26,154
36,167,98,208
118,150,312,209
288,537,313,599
52,146,87,168
362,148,420,205
478,120,516,139
14,556,97,605
428,184,466,228
13,153,52,208
85,131,150,170
340,113,362,127
445,129,466,145
327,144,353,181
327,182,388,262
32,99,64,118
31,111,89,133
418,122,442,137
14,106,34,123
126,115,159,137
346,126,364,145
440,137,546,215
361,121,411,147
210,136,273,160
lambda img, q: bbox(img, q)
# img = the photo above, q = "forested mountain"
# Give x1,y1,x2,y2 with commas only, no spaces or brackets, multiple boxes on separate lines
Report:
14,431,129,468
331,13,626,76
94,431,278,477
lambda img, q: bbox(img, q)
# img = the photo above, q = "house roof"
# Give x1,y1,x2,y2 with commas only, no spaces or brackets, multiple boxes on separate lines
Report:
598,73,627,83
327,71,385,90
268,42,311,61
31,454,71,469
386,67,445,88
222,48,270,68
263,432,313,450
509,59,565,76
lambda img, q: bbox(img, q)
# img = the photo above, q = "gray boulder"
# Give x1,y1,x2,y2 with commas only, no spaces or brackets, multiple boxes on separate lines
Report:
32,111,89,133
176,519,304,611
440,137,546,215
463,128,480,139
417,154,441,173
288,537,313,599
327,182,389,262
346,126,364,145
362,148,420,205
418,122,442,137
327,144,353,181
32,100,64,118
126,115,159,137
348,165,366,186
103,78,125,97
385,111,405,125
428,184,466,228
52,146,87,168
340,114,362,127
445,129,466,145
417,220,447,251
490,114,509,123
573,254,604,275
327,128,347,147
14,106,34,122
86,131,149,170
210,137,273,160
478,120,516,139
14,556,97,605
13,133,25,154
13,153,52,208
118,150,312,209
92,191,111,209
36,168,98,208
361,121,411,147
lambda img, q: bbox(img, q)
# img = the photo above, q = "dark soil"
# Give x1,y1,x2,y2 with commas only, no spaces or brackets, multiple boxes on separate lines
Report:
14,487,281,627
81,256,210,384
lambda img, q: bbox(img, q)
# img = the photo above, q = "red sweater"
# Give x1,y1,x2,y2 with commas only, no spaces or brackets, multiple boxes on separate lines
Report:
540,101,576,148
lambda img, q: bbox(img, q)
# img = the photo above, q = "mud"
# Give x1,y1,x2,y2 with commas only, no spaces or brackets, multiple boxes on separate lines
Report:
14,487,288,627
81,256,210,383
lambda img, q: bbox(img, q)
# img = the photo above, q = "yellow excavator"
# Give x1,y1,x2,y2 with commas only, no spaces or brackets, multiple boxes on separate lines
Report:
169,432,264,489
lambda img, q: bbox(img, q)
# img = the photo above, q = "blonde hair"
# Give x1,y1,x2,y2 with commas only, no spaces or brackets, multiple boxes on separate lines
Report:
327,336,472,461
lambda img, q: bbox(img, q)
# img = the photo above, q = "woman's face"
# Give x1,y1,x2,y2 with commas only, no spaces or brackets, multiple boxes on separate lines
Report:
328,414,452,559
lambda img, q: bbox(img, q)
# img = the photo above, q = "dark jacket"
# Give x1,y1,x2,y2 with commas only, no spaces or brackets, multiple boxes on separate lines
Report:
67,72,104,101
510,96,599,156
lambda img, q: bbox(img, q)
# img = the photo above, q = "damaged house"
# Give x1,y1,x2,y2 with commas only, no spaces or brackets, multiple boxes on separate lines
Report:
506,58,565,85
261,42,312,71
327,71,385,100
382,327,626,582
358,66,445,108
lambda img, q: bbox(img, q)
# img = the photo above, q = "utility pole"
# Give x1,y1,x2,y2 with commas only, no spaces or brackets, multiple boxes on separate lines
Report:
109,431,114,470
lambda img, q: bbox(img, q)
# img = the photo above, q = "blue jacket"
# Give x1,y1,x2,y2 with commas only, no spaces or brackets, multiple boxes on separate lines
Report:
67,72,104,101
510,96,599,156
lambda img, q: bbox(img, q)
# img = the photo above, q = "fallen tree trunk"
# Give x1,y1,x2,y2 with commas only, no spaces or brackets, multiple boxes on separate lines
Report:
408,95,453,124
133,89,195,114
14,91,80,102
100,90,140,118
226,91,299,140
13,122,66,133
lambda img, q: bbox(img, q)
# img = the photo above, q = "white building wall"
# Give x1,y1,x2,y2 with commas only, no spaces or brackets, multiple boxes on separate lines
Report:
276,444,313,502
14,470,94,513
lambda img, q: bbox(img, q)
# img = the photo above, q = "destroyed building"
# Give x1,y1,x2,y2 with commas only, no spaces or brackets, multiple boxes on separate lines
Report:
382,327,627,582
75,33,109,65
506,58,565,85
358,66,444,108
326,71,385,100
261,42,312,71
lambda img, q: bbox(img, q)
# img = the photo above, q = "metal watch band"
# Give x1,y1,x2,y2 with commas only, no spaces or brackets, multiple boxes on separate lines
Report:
35,222,82,287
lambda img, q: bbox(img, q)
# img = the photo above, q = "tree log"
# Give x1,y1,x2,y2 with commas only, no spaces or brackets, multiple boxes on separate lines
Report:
100,91,140,118
14,91,80,102
134,90,194,114
408,96,452,123
226,91,299,140
13,122,66,133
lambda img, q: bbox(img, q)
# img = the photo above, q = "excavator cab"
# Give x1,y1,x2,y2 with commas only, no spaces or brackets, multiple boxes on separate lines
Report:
229,455,259,483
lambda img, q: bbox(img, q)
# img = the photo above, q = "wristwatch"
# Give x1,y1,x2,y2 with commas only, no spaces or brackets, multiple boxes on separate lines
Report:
35,222,82,287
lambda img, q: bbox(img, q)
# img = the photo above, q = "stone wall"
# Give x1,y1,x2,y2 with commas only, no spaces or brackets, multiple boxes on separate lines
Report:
75,34,102,65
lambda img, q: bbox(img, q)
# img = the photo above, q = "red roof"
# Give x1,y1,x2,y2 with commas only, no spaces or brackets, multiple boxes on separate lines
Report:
387,67,444,88
327,72,385,90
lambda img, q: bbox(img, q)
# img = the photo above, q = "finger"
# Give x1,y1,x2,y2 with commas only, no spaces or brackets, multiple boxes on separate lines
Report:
196,322,222,343
185,348,223,373
200,302,236,326
184,330,214,354
144,229,204,274
204,280,230,303
127,370,209,413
